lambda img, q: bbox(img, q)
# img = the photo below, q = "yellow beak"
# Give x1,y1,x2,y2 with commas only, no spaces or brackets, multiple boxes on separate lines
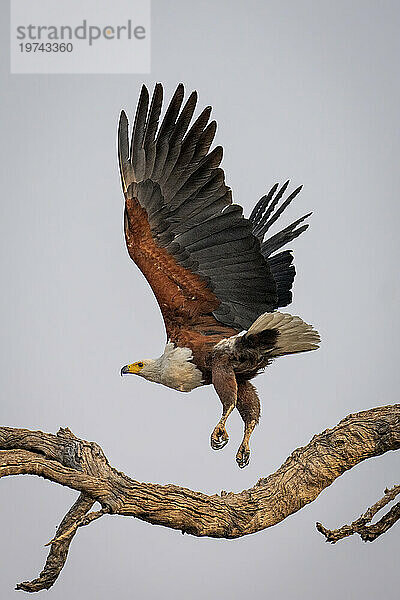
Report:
120,364,141,375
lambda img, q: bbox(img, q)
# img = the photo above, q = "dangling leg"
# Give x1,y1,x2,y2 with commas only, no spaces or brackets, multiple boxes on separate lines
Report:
210,356,237,450
236,381,260,468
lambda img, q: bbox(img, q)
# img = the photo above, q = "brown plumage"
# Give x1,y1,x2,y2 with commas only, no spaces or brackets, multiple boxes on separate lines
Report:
119,83,320,467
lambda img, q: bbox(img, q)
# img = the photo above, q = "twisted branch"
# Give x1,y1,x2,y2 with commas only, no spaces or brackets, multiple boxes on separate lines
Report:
15,494,95,592
1,404,399,592
316,484,400,543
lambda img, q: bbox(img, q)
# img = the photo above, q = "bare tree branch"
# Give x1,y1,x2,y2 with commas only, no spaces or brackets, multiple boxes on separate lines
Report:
316,485,400,543
45,506,109,547
1,404,399,592
15,494,95,592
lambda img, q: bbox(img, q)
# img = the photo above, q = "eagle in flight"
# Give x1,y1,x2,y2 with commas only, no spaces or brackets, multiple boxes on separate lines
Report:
119,84,320,468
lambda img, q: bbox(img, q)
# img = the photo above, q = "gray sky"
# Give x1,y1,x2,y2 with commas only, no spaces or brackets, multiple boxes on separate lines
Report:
1,1,399,598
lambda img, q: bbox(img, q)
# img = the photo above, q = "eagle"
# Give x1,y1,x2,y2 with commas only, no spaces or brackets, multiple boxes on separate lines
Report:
119,83,320,468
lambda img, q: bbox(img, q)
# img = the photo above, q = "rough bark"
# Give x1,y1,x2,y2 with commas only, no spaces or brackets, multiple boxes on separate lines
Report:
1,404,399,592
316,484,400,543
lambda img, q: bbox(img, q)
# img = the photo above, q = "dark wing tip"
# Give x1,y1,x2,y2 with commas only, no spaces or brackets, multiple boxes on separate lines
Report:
118,111,129,159
118,111,131,191
119,110,128,127
139,83,150,102
206,120,218,139
199,105,212,123
172,83,185,100
213,145,224,163
196,105,212,122
281,180,290,193
188,89,198,104
153,82,164,99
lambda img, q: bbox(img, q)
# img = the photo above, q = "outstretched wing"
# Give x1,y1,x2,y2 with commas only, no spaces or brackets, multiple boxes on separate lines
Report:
119,83,281,334
118,83,310,336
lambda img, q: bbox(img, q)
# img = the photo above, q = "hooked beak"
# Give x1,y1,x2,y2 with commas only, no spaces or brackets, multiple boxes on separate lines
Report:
121,363,143,376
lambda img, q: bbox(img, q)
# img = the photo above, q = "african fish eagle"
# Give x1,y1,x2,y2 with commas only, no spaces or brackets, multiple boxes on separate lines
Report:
119,83,320,468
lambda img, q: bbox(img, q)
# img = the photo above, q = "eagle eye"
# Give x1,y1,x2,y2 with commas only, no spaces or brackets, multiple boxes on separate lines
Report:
138,362,144,368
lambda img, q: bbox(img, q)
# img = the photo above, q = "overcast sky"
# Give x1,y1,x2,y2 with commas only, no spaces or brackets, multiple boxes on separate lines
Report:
1,1,399,598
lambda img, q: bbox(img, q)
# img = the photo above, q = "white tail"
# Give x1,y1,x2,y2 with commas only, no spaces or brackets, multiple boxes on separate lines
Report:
246,311,320,357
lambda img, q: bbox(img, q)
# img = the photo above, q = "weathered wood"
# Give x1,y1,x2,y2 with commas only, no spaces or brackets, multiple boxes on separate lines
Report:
15,494,95,592
317,484,400,543
1,404,399,592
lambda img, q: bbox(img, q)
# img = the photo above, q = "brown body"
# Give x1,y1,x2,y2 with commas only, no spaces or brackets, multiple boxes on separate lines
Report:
119,84,319,467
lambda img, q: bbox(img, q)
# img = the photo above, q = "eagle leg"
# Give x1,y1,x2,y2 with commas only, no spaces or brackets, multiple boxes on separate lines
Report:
235,381,260,468
210,357,237,451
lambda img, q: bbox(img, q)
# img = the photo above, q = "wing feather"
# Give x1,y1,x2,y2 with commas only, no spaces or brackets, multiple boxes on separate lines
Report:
249,182,312,307
119,84,310,338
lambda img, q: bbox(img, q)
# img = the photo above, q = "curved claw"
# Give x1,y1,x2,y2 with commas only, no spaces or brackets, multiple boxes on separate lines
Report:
211,424,229,450
236,443,250,468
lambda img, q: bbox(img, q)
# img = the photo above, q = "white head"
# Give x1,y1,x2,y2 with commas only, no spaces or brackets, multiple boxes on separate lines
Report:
120,359,162,383
120,343,204,392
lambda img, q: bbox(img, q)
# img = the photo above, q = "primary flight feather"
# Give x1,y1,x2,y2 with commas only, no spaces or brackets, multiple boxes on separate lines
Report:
119,83,320,468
